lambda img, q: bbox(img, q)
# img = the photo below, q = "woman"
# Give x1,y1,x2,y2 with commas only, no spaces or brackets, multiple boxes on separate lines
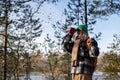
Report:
62,24,99,80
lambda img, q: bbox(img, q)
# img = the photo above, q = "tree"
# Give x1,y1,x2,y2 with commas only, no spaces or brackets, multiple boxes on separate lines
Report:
59,52,71,80
108,34,120,53
0,0,59,79
99,34,120,80
62,0,120,37
47,52,59,80
99,52,120,80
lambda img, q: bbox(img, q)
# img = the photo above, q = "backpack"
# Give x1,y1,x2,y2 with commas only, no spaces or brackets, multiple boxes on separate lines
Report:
86,38,100,69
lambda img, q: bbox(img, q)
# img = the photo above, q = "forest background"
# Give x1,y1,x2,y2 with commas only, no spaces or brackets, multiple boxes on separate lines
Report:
0,0,120,80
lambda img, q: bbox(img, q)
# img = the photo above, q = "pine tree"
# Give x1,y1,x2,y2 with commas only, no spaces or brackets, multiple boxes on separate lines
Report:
63,0,120,35
99,34,120,79
0,0,59,79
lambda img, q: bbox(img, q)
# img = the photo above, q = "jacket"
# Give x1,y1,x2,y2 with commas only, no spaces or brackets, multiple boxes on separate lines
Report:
62,34,99,75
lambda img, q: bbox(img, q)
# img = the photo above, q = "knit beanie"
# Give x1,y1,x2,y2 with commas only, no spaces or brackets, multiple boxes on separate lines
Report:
77,24,88,34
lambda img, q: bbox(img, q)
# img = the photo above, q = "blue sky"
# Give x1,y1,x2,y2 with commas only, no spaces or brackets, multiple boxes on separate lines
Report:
36,1,120,53
93,15,120,52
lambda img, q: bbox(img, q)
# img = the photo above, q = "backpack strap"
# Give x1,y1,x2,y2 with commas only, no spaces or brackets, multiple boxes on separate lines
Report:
86,37,99,70
86,37,99,57
86,37,92,50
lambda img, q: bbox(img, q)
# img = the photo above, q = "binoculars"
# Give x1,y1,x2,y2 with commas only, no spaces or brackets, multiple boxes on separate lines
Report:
68,27,80,35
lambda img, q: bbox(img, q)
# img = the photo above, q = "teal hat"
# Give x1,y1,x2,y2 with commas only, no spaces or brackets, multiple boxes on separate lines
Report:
77,24,88,34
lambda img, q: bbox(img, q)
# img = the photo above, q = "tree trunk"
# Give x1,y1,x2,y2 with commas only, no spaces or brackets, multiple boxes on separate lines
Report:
84,0,88,25
4,1,8,80
77,0,80,25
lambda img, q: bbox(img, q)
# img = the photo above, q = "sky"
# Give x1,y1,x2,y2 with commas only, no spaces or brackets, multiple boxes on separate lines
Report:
36,1,120,53
93,15,120,52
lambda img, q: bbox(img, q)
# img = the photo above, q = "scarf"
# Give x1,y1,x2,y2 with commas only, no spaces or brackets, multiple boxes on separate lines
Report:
71,38,80,66
71,33,88,66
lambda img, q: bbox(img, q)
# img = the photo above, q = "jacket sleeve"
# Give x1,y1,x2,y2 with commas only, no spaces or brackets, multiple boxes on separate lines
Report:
62,34,74,53
89,38,100,57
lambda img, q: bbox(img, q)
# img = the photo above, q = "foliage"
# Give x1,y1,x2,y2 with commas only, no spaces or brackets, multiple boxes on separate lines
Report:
0,0,120,79
0,0,59,79
44,51,72,80
99,52,120,80
100,52,120,72
64,0,120,25
59,52,71,80
108,34,120,53
56,0,120,40
99,34,120,80
46,51,61,80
